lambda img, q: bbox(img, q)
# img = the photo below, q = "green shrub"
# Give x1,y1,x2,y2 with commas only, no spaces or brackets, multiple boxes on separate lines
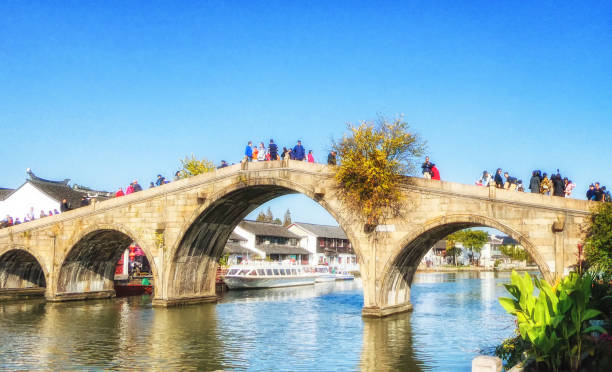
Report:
499,271,607,371
584,203,612,281
494,333,529,368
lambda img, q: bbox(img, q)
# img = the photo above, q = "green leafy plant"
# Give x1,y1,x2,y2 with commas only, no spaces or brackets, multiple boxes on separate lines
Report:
218,253,229,268
499,271,607,371
494,333,530,369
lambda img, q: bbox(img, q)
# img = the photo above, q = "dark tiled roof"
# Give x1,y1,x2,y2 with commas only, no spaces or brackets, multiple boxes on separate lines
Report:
29,180,89,208
255,244,310,255
0,188,14,201
223,242,252,254
500,236,519,246
290,222,348,240
229,232,247,242
239,220,301,239
432,240,446,250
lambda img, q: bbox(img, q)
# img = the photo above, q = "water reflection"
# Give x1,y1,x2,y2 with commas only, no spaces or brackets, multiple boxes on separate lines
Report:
360,313,425,372
149,302,225,371
0,272,530,371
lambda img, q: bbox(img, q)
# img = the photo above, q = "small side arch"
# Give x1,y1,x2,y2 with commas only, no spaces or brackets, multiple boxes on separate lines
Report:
0,245,48,290
378,214,551,308
57,224,158,296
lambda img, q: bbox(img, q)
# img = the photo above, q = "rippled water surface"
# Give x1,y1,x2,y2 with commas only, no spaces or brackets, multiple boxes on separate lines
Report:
0,271,525,371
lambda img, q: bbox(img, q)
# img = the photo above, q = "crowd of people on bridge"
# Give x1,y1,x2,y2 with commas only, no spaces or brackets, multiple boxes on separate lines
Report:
586,182,611,202
0,196,85,229
1,207,63,229
242,139,321,163
418,156,610,203
5,146,608,232
474,168,610,202
473,168,577,197
111,139,338,200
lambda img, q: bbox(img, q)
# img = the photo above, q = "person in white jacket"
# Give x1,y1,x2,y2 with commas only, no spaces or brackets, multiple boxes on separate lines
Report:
257,142,267,161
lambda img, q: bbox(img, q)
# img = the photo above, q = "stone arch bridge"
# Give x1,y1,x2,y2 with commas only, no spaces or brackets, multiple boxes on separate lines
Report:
0,161,592,317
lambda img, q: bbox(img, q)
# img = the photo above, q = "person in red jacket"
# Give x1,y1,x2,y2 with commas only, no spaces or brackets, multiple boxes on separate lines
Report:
115,187,125,197
431,164,441,180
307,150,315,163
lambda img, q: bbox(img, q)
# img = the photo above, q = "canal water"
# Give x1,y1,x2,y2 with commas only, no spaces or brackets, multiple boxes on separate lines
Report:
0,271,525,371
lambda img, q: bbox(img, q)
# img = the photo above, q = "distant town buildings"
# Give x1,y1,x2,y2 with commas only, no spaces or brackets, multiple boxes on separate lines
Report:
421,235,530,269
223,220,358,270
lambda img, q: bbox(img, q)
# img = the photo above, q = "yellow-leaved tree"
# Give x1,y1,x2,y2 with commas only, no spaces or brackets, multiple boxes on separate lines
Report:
332,116,426,227
178,154,215,178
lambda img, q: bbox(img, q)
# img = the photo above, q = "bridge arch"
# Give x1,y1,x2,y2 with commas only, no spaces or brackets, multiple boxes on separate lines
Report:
56,224,158,297
378,214,551,308
163,177,361,301
0,245,48,290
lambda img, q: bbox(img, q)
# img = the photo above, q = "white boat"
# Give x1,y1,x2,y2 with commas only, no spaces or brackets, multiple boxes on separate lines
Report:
222,261,315,289
333,269,355,281
313,265,336,283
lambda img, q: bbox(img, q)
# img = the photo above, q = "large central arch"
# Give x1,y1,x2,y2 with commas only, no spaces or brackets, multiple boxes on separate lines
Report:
162,179,360,303
378,214,551,309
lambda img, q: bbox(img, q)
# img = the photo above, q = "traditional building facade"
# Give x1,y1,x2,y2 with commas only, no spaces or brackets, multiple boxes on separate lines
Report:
0,170,110,223
224,220,310,264
288,222,358,269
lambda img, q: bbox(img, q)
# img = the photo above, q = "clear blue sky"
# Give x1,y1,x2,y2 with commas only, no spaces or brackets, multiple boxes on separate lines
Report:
1,1,610,226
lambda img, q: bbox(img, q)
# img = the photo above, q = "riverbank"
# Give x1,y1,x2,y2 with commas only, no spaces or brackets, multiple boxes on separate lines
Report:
417,265,539,273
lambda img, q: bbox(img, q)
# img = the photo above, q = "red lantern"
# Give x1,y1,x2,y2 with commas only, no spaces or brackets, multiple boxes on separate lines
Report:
129,251,136,261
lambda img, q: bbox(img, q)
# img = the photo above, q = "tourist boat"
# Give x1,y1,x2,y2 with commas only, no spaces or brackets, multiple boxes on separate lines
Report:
222,262,315,289
333,269,355,281
313,265,336,283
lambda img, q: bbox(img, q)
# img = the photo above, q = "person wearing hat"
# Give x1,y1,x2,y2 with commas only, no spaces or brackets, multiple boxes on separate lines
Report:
292,140,305,161
155,174,165,186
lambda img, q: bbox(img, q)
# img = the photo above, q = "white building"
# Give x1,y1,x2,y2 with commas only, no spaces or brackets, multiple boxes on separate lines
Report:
421,240,447,267
480,235,528,269
478,235,504,268
0,170,111,224
288,222,358,270
223,220,310,264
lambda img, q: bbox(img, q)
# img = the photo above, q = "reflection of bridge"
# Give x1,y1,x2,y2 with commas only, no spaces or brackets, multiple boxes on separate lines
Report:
0,161,591,317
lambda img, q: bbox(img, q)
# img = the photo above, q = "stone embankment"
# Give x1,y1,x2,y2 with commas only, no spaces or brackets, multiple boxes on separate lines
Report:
417,266,539,273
